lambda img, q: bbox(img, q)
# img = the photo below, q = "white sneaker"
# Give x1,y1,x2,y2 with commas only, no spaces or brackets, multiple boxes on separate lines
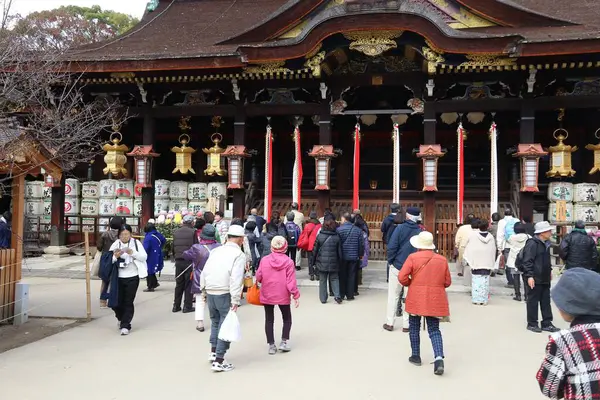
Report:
268,344,277,355
211,361,234,372
120,328,130,336
279,340,291,352
208,352,216,362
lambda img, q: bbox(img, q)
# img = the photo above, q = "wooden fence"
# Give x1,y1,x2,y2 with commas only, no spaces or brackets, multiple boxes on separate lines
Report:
0,249,17,323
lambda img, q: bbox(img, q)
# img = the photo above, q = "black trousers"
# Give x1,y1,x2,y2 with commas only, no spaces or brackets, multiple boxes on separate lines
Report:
113,276,139,330
264,304,292,344
308,251,316,276
146,274,159,290
340,260,359,300
502,249,514,284
287,247,297,267
526,283,553,327
174,259,193,309
512,274,528,299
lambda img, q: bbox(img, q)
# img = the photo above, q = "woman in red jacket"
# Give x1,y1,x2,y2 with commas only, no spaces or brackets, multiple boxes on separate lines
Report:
297,211,321,280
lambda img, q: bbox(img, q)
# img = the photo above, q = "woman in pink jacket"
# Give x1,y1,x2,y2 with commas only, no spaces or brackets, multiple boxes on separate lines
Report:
256,235,300,355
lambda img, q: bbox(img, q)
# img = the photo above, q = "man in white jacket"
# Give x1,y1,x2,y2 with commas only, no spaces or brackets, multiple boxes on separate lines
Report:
497,209,519,287
200,224,246,373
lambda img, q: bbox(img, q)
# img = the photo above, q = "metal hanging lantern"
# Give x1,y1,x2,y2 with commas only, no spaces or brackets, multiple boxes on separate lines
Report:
127,145,159,187
514,144,547,192
547,128,577,178
102,131,129,176
203,116,227,177
308,145,337,190
416,144,445,191
585,129,600,174
171,116,197,174
223,145,250,189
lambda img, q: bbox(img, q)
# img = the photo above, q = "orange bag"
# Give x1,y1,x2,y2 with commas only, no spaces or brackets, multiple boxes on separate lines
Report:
246,284,262,306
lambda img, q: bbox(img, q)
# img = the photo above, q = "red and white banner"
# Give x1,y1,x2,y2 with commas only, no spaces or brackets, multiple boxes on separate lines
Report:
457,122,465,224
392,123,400,204
353,123,361,210
292,125,303,206
489,122,498,216
264,125,274,220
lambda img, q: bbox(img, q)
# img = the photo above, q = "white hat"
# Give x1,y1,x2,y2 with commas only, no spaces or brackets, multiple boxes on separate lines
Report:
534,221,553,234
147,219,156,224
227,224,246,237
409,231,436,250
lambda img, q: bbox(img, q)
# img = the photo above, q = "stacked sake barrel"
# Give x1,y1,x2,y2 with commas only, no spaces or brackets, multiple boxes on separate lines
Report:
169,181,189,213
150,180,227,217
188,182,208,215
25,180,45,233
81,181,100,233
573,183,600,224
64,178,81,232
154,179,170,215
548,182,574,224
97,179,135,232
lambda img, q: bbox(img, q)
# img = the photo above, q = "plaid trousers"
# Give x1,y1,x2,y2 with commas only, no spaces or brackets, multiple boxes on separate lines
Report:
408,315,444,359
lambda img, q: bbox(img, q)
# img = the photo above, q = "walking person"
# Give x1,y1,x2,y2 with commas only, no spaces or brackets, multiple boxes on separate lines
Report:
399,231,451,375
214,211,229,244
454,214,474,278
256,236,300,354
489,212,500,240
312,219,343,304
463,219,497,305
497,209,520,287
337,212,363,301
353,210,370,295
250,208,266,233
108,224,148,336
200,225,246,372
298,211,321,281
521,221,560,333
244,221,262,273
142,219,166,292
183,225,221,332
559,220,599,271
506,222,531,301
381,203,400,281
537,267,600,400
172,214,197,313
383,207,422,332
284,212,301,271
97,216,123,308
290,202,305,269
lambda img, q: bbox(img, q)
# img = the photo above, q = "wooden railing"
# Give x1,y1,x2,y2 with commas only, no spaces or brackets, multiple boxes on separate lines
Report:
0,249,17,322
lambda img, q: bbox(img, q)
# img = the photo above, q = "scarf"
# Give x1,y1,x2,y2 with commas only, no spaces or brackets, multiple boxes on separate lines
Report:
570,315,600,327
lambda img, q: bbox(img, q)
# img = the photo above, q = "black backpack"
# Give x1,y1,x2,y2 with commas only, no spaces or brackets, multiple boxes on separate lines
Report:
285,223,297,247
515,238,532,272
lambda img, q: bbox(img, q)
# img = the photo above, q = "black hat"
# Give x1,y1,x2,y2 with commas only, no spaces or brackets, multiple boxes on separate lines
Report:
406,207,421,216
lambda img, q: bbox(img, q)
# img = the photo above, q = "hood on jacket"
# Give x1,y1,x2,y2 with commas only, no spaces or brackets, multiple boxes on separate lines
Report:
474,231,494,244
267,252,290,270
511,233,529,244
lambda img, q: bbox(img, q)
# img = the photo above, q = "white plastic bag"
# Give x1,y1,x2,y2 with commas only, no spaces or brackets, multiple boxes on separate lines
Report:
218,311,242,342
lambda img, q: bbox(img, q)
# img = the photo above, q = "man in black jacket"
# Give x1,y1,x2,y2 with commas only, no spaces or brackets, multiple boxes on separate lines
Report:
381,203,400,246
172,214,198,313
337,213,364,301
521,221,560,333
559,220,599,271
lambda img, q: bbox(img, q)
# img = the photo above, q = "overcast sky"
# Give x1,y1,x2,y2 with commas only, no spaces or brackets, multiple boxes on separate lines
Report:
10,0,148,17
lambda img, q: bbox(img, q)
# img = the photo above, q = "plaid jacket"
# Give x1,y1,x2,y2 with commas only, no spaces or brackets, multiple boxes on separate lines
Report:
537,323,600,399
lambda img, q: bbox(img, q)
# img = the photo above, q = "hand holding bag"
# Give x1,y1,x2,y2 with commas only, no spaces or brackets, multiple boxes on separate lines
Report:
218,310,242,342
246,284,262,306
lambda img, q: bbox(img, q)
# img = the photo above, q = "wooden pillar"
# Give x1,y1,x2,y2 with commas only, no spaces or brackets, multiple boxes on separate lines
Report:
317,102,331,215
233,110,246,219
11,174,24,280
423,104,436,233
141,105,155,225
520,106,535,220
50,176,65,246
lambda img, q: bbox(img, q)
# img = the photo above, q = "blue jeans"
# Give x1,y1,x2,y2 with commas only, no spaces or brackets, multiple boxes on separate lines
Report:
409,315,444,359
207,293,232,359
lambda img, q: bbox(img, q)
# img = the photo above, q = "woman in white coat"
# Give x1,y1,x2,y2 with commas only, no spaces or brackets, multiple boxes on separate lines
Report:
463,219,497,305
109,224,148,335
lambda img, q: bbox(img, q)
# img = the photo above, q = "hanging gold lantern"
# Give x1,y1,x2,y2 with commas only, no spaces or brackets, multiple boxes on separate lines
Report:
171,116,196,174
102,132,129,176
585,129,600,174
546,128,577,178
203,116,227,176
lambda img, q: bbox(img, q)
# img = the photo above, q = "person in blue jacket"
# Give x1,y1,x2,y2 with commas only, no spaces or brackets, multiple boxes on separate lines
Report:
0,211,11,249
383,207,423,332
143,219,166,292
337,212,364,301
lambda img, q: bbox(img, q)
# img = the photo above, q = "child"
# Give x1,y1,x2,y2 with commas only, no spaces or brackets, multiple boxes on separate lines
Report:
285,212,301,271
537,267,600,400
506,222,531,302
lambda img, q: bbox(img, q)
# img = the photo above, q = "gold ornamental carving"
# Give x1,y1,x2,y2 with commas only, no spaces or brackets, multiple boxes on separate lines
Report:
422,46,445,75
102,131,129,176
244,61,291,75
304,51,326,78
171,116,197,174
459,54,516,68
344,31,403,57
546,128,577,178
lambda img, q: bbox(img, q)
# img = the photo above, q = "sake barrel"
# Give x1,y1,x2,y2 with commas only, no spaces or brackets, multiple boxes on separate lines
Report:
116,180,134,198
82,181,100,198
99,198,116,216
64,178,80,197
65,216,80,232
170,181,188,200
80,199,99,216
154,199,170,215
25,199,43,216
98,217,111,232
207,182,227,199
99,179,117,198
42,186,52,199
575,204,599,223
188,183,208,201
188,201,208,215
547,182,574,202
574,183,600,204
25,217,39,233
155,180,170,199
41,215,51,231
169,200,187,213
134,183,143,198
64,197,79,216
81,218,96,233
134,199,142,217
548,202,574,223
115,198,134,215
25,181,44,199
43,199,51,216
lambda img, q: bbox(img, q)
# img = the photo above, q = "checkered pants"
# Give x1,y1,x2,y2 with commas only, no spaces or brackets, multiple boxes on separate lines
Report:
408,315,444,359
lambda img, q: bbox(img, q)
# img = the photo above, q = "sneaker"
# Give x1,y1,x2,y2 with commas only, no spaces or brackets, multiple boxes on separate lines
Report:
527,324,542,333
211,361,234,372
120,328,130,336
268,344,277,355
310,275,315,281
409,356,422,366
335,297,343,304
182,307,195,314
196,322,205,333
279,340,291,352
542,324,561,333
172,306,182,313
143,288,154,292
208,352,217,362
513,295,522,302
434,359,445,376
382,324,393,332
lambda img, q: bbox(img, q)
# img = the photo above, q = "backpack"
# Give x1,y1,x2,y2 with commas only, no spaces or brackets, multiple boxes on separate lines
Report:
504,217,519,241
515,238,532,272
285,223,298,247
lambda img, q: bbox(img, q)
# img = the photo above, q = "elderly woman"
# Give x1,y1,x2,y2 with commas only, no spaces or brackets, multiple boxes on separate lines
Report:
463,219,497,305
143,219,166,292
183,225,221,332
398,231,451,376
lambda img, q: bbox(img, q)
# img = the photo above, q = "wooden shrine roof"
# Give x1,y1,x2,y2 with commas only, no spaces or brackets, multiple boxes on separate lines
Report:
65,0,600,72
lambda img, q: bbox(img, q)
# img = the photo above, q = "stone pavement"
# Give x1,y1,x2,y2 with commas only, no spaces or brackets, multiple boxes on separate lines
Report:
21,255,516,296
0,277,562,400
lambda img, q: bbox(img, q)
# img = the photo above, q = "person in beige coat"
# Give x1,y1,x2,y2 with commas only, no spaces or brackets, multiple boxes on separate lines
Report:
463,220,497,305
454,214,474,278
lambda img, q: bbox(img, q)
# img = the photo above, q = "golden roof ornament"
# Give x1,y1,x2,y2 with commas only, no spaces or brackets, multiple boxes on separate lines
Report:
202,116,227,176
585,129,600,175
171,116,196,174
344,31,402,57
547,128,577,178
102,123,129,176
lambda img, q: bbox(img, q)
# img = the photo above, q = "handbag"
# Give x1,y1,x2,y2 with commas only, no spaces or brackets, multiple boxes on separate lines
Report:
91,251,101,277
246,283,262,306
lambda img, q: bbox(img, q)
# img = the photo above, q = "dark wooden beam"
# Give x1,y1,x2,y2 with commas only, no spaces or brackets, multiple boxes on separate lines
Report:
142,104,156,225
